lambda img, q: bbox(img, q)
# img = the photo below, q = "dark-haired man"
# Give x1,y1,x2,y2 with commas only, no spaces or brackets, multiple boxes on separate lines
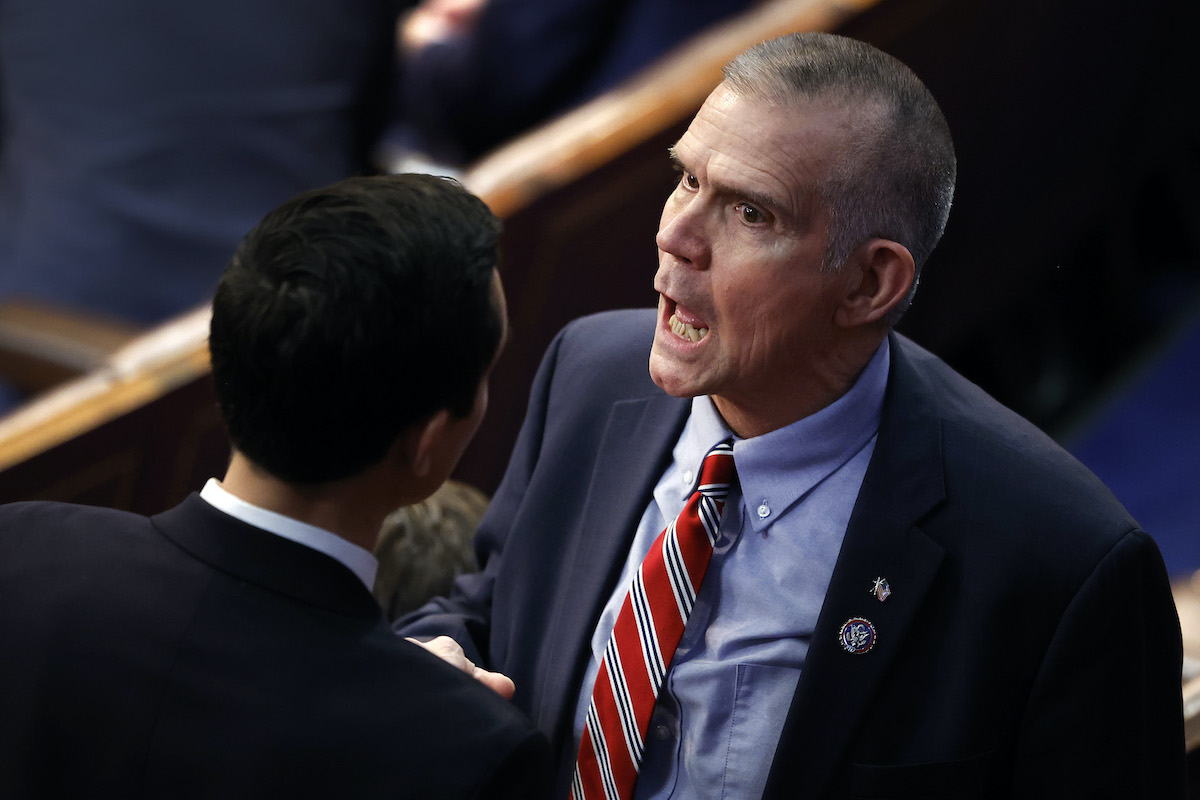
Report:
398,33,1185,798
0,174,551,799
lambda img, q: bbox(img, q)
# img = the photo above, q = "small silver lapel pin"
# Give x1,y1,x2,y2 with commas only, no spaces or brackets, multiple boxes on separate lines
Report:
871,577,891,603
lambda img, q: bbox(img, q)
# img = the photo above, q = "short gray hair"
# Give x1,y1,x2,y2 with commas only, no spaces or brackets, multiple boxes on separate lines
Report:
723,32,956,325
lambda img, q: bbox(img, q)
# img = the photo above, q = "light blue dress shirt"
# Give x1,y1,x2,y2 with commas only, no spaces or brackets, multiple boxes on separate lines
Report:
573,339,890,799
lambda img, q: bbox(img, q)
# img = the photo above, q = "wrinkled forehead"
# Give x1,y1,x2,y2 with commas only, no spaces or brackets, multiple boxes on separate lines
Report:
676,84,861,217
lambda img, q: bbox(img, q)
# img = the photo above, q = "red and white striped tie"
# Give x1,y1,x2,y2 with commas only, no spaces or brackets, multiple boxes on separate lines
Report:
572,440,735,800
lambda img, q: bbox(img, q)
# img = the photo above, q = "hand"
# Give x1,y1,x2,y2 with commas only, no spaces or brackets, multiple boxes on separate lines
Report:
407,635,516,699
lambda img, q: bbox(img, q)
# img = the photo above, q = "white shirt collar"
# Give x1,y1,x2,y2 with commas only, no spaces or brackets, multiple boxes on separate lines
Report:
199,478,379,592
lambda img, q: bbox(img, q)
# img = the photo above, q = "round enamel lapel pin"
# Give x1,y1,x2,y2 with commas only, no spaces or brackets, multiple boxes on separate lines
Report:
838,617,877,655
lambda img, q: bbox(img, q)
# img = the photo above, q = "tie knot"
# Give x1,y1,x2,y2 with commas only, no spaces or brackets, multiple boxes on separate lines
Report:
697,439,735,498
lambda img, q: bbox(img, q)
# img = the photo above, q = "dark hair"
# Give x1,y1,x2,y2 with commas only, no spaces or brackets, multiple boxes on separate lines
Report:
724,32,956,324
209,174,503,483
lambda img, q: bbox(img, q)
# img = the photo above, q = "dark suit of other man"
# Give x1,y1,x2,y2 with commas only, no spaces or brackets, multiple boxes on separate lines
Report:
0,495,546,798
0,174,551,799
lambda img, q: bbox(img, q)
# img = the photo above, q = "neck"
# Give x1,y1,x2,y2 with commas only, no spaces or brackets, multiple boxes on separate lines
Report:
714,328,886,439
219,452,399,553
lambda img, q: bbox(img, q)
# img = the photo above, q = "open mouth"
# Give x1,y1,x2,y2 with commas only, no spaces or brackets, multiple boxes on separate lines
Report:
669,313,709,342
666,297,710,343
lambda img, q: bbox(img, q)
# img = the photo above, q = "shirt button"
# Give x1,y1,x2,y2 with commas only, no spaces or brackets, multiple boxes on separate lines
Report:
757,503,771,519
683,470,694,486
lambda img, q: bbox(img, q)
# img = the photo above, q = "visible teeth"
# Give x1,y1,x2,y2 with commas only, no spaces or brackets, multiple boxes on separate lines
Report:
669,313,708,342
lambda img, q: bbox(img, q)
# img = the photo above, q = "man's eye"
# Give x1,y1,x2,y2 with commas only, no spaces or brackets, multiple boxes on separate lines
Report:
736,203,763,224
682,173,699,190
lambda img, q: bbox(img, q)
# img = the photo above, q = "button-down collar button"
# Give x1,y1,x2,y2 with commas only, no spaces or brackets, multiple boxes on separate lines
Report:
757,503,771,519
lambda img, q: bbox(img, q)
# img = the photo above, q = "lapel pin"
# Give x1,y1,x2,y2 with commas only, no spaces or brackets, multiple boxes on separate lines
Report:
871,576,891,603
838,617,877,655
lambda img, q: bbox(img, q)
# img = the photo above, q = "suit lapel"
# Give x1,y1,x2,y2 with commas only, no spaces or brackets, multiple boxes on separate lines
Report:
539,392,688,751
151,495,381,620
764,334,949,799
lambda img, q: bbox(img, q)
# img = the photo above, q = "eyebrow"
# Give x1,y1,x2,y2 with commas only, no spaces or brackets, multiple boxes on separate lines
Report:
667,145,790,222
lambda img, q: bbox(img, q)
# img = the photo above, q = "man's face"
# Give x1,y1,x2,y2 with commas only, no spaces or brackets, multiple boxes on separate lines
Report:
649,85,858,438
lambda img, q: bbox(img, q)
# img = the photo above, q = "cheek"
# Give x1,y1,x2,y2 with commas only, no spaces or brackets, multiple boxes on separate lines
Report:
716,268,820,358
468,383,489,436
476,382,489,415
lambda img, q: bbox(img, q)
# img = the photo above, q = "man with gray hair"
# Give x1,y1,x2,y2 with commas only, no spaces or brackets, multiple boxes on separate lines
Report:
400,33,1184,798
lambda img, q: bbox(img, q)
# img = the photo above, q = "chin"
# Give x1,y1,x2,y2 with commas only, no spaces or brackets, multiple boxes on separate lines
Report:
648,348,703,399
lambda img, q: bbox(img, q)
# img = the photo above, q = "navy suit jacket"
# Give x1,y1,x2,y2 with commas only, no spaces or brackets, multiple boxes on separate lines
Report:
399,309,1185,798
0,494,551,799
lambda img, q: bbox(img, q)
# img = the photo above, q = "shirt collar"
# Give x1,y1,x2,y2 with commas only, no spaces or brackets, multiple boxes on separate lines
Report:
676,338,891,532
199,479,379,592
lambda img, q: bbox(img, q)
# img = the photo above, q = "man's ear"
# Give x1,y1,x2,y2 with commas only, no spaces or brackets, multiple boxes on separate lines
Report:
403,409,453,479
835,238,915,327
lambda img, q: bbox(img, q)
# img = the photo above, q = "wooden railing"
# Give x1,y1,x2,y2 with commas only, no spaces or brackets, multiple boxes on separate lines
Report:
0,301,142,395
0,306,224,513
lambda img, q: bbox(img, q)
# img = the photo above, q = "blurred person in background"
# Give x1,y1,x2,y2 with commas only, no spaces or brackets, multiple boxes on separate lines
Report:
390,0,761,167
0,0,400,327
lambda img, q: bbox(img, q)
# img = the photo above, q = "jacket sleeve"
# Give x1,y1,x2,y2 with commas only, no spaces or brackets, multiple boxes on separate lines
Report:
1010,528,1185,798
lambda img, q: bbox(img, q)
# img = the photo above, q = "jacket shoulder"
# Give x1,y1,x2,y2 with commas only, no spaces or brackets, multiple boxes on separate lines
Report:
889,334,1139,547
544,308,661,403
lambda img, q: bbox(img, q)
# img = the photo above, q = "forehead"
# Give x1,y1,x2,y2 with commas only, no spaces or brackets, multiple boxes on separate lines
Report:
673,85,855,220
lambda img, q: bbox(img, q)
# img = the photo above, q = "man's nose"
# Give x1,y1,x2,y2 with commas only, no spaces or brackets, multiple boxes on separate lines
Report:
655,199,707,267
